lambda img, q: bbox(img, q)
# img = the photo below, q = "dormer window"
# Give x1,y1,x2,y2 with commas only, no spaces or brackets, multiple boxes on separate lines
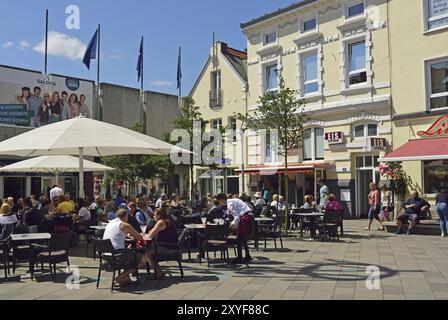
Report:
264,32,277,46
347,2,365,18
303,18,317,33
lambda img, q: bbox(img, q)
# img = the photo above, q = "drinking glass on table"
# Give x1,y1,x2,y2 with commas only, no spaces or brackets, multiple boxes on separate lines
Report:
201,217,207,225
141,225,147,234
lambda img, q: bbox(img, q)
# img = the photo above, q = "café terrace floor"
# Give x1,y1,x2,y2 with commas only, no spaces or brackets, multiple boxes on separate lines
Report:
1,220,448,300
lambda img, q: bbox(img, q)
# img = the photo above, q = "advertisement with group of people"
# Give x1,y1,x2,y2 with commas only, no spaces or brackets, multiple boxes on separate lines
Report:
0,65,94,128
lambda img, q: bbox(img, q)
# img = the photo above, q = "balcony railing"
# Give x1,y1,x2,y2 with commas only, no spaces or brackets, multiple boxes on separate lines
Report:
209,89,223,110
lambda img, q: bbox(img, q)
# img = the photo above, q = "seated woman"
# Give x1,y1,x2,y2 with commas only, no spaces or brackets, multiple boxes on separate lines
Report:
301,195,318,212
146,208,178,280
325,194,343,212
0,204,18,240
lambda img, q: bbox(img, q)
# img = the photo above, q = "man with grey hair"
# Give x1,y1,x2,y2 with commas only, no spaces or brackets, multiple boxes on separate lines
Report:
49,186,64,202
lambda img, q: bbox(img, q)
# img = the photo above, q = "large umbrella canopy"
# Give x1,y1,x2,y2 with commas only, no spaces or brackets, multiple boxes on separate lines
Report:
0,116,182,157
0,155,114,174
0,116,186,197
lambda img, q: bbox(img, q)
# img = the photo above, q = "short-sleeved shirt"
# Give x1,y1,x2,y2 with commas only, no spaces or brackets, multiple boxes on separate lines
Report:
27,96,43,116
403,198,430,216
57,201,75,214
320,185,329,207
78,207,91,221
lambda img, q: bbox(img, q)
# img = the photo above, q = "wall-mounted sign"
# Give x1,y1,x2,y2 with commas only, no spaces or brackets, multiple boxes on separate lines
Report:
371,138,387,150
325,132,344,145
417,115,448,137
0,104,31,126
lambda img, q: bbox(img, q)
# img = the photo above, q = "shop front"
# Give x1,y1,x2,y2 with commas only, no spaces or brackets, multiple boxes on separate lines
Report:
382,114,448,198
237,163,331,206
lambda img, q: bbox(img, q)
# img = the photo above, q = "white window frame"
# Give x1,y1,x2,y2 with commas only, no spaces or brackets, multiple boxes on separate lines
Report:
352,122,379,140
301,16,318,35
301,51,319,96
211,118,222,130
297,45,323,98
423,0,448,33
211,70,221,92
425,56,448,112
344,0,367,21
262,27,279,48
263,62,280,93
302,127,325,162
347,40,367,87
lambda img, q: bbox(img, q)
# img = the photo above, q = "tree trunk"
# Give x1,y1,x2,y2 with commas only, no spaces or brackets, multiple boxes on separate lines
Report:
284,151,289,236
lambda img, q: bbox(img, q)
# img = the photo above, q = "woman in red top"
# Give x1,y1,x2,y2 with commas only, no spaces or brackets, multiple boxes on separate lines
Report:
365,183,385,231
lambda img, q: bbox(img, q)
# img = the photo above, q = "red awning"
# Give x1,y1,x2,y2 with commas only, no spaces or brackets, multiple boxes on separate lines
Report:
380,137,448,162
236,163,332,175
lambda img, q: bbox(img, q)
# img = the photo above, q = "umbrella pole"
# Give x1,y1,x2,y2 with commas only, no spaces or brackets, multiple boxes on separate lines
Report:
79,147,85,199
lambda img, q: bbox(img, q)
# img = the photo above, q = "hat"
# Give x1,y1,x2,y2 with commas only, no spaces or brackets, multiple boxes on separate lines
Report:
254,192,262,198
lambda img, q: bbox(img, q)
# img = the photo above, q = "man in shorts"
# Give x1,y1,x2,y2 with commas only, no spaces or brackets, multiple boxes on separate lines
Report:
396,191,430,235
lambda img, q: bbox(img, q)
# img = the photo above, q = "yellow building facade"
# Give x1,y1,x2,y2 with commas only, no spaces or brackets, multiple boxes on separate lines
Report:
190,42,248,197
241,0,393,218
387,0,448,199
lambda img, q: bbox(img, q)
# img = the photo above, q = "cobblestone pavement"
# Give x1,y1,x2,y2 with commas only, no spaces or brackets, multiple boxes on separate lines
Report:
1,220,448,300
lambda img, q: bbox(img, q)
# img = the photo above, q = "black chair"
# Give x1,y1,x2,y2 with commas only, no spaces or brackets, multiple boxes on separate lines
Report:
30,232,73,280
290,208,313,231
317,210,342,242
257,214,285,250
94,239,139,292
201,224,230,267
153,229,190,280
0,238,11,280
86,229,105,259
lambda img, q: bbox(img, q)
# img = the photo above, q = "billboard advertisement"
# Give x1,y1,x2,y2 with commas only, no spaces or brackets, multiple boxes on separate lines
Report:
0,65,94,128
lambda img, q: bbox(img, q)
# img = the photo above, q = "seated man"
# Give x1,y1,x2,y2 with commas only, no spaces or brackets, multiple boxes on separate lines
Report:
396,191,430,235
103,209,149,287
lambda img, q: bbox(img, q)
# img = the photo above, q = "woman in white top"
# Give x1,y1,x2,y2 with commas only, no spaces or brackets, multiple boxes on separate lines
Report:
103,209,149,287
379,184,392,222
0,204,18,240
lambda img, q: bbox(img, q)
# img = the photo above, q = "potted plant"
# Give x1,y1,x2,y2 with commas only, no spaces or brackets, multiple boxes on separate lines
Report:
378,162,410,221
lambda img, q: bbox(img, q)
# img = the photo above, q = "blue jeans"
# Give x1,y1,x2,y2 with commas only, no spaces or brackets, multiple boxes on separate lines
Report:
368,206,380,221
436,203,448,234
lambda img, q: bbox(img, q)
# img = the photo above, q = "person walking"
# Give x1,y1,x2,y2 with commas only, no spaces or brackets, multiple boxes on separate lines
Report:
436,186,448,238
365,183,385,231
379,184,393,222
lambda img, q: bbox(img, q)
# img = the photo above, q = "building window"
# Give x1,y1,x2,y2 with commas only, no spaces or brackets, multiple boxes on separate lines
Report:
303,18,317,32
229,117,237,143
354,124,378,139
426,0,448,31
265,130,272,161
302,53,319,95
428,59,448,110
264,32,277,46
212,119,222,130
347,2,365,18
210,71,222,109
348,41,367,86
303,128,324,161
265,64,279,91
424,160,448,194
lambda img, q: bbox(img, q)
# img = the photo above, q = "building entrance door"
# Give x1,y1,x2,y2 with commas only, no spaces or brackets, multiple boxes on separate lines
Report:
355,155,380,219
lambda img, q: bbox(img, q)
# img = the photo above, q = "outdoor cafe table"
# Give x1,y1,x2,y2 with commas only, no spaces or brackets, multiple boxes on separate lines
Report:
296,213,324,239
11,233,51,242
90,225,107,231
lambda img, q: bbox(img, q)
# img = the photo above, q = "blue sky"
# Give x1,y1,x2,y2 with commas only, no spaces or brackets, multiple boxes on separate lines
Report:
0,0,297,96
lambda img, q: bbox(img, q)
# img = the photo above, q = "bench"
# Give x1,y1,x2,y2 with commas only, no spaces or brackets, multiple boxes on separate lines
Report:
384,220,441,236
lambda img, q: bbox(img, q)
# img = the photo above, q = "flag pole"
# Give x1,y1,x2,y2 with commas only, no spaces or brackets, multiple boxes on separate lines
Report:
178,46,182,109
141,36,146,133
97,24,101,121
44,9,49,76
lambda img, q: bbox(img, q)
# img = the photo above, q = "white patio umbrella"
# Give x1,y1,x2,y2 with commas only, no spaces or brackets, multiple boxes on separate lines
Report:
0,116,187,197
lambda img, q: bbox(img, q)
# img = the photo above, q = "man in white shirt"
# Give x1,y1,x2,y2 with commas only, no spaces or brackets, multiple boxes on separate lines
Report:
215,194,253,264
155,194,168,209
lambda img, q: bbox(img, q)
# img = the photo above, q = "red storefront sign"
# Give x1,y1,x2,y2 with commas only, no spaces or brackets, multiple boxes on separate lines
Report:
325,132,344,145
417,115,448,137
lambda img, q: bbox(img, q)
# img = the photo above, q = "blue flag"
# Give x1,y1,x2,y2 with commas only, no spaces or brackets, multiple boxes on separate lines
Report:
177,47,182,89
83,28,99,70
137,37,144,82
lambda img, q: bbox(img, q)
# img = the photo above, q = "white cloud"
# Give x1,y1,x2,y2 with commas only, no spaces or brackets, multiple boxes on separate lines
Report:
19,40,31,50
33,31,86,60
2,41,14,49
150,80,174,87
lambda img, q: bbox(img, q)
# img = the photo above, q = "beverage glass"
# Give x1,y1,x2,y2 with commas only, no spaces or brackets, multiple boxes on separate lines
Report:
141,225,147,234
201,218,207,225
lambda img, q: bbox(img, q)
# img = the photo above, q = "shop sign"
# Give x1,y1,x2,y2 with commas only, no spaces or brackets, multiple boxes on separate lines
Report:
417,115,448,137
371,138,387,150
325,132,344,145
